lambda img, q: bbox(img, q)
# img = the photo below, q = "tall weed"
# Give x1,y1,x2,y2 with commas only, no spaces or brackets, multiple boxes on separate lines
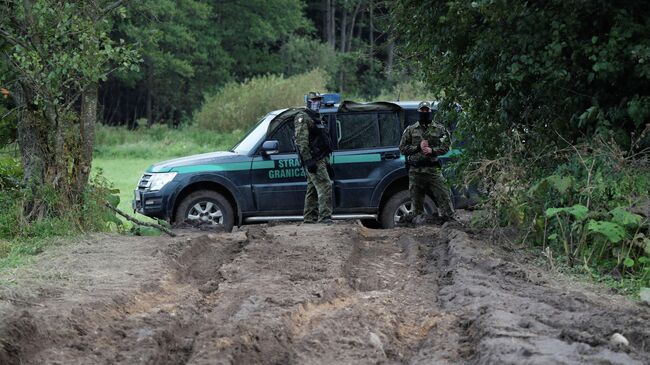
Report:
194,69,327,133
0,159,123,266
468,139,650,292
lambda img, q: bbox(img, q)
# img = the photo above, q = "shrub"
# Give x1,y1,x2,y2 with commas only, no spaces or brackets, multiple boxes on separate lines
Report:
278,37,337,78
469,138,650,290
0,156,22,190
194,69,327,133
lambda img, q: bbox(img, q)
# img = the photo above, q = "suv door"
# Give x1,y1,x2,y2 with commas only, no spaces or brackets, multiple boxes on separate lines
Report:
249,121,306,215
332,111,403,211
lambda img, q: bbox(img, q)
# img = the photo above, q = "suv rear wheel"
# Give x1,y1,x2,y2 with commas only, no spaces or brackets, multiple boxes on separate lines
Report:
175,190,234,232
380,190,436,229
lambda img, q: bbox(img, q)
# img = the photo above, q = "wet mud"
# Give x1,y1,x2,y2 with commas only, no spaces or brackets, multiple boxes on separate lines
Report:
0,223,649,364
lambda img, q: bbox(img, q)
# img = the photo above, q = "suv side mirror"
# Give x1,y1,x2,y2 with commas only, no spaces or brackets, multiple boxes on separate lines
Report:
261,140,279,155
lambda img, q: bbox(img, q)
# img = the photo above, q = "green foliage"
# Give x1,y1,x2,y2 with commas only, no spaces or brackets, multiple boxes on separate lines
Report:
215,0,311,79
1,1,139,106
545,205,588,222
376,80,437,102
104,0,311,125
0,155,22,190
194,69,327,133
586,219,626,244
0,168,124,265
392,0,650,161
278,36,338,78
108,0,230,124
0,102,17,148
476,141,649,289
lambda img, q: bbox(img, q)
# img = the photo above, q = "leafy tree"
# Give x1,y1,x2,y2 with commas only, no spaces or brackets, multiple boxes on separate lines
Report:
103,0,231,127
0,0,137,219
392,0,650,160
102,0,311,126
214,0,311,79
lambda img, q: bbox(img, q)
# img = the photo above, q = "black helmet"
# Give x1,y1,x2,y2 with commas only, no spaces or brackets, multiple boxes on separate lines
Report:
306,91,323,111
307,91,323,100
418,101,433,124
417,101,432,112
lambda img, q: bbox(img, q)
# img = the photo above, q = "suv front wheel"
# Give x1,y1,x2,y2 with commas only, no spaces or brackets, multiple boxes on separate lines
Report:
175,190,235,232
380,190,436,229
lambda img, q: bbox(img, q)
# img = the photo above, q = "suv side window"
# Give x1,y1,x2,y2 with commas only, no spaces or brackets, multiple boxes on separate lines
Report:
267,122,295,153
378,112,401,147
336,112,400,150
337,113,379,150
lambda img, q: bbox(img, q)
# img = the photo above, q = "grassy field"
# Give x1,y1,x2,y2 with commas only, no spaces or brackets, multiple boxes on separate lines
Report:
93,157,158,215
92,124,244,221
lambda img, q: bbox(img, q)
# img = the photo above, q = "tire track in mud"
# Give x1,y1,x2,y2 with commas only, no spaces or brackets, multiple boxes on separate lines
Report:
2,223,650,364
425,229,650,365
0,231,252,365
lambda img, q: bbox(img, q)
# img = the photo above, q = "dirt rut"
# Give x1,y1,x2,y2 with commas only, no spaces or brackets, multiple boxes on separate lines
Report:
1,223,649,364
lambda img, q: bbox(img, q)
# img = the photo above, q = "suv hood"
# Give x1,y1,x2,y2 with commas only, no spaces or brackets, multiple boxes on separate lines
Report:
147,151,248,173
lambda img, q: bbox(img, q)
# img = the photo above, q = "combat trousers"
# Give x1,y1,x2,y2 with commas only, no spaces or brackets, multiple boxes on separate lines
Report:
408,168,455,218
304,158,333,222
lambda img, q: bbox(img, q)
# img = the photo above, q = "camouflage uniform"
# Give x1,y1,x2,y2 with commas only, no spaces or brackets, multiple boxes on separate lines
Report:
294,110,333,223
399,120,455,220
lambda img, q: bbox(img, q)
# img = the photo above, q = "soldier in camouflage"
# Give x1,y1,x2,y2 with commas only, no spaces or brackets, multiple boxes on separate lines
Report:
399,101,456,223
294,91,333,223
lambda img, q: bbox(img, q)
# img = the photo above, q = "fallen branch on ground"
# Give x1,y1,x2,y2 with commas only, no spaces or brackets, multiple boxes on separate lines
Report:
103,202,177,237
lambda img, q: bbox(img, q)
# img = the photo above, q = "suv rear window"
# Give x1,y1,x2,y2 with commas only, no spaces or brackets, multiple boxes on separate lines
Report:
336,112,400,150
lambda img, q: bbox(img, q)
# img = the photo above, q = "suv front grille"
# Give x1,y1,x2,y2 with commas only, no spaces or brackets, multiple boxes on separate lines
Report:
137,174,152,191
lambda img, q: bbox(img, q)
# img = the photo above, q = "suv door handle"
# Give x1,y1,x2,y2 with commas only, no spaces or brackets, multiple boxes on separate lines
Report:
382,153,399,160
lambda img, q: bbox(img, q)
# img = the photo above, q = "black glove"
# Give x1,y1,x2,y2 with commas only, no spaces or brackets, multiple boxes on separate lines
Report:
432,147,448,156
305,159,318,174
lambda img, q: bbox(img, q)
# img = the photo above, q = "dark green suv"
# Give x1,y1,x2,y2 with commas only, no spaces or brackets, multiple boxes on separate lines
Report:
133,97,470,231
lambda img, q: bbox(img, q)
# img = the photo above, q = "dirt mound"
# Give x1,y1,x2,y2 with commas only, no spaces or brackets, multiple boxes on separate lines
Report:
0,223,649,364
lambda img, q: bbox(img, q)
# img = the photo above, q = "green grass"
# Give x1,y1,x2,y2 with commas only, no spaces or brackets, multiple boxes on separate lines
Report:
95,124,242,159
93,157,158,215
93,124,245,216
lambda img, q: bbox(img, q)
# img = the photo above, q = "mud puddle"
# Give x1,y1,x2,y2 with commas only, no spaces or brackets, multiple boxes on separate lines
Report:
1,223,649,364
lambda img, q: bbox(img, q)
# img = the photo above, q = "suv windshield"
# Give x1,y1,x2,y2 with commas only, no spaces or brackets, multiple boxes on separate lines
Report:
231,113,275,155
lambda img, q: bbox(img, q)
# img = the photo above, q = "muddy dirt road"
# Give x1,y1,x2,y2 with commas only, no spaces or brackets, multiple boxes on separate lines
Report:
1,222,649,364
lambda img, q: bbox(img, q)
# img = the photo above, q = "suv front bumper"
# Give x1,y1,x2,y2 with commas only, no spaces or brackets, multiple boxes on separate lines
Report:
132,188,171,220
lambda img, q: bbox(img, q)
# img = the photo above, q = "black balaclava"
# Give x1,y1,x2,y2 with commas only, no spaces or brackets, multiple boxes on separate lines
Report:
419,109,432,126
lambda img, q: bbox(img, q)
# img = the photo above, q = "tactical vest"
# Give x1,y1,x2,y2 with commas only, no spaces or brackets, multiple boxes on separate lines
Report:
309,119,333,161
406,122,447,168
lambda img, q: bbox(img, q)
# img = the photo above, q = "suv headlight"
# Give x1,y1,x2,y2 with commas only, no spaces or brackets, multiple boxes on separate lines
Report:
148,172,177,191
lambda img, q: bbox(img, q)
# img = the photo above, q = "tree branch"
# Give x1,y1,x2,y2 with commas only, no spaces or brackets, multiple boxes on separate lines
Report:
98,0,128,20
103,202,177,237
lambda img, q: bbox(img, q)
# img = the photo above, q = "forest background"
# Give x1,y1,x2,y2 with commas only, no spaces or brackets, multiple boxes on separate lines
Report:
0,1,649,297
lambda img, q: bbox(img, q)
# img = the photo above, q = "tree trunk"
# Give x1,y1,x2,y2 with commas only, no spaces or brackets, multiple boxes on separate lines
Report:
326,0,334,48
386,40,395,78
14,84,49,219
328,0,336,49
146,62,153,127
14,86,45,189
340,0,348,53
323,0,330,45
73,83,98,202
346,1,363,53
369,0,374,69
